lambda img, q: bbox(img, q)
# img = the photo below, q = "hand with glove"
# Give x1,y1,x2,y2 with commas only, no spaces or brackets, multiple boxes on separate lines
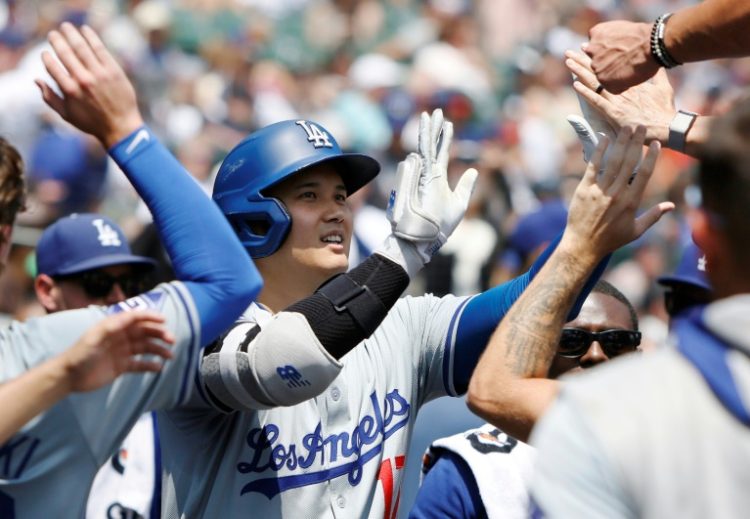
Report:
566,56,618,165
376,109,478,277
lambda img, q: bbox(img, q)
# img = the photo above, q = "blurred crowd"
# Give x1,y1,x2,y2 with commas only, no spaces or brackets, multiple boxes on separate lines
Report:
0,0,747,347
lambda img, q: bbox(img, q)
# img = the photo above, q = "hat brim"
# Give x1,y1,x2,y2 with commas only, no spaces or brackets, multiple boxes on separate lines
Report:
52,254,157,277
270,153,380,196
657,274,712,292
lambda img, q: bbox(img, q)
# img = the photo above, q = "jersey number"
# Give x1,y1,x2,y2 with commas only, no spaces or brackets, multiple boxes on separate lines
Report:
377,455,405,519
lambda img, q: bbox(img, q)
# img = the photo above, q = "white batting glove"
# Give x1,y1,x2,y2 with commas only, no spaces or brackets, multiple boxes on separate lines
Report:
567,114,603,164
568,74,617,164
377,109,478,277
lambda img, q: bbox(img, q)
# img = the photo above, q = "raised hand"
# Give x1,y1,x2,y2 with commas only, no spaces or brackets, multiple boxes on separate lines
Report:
561,125,674,264
583,20,659,94
62,311,175,392
565,50,676,146
386,109,478,264
35,22,143,148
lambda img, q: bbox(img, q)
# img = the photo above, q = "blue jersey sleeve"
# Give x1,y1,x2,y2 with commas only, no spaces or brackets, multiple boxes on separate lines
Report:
109,127,262,345
451,233,608,392
409,451,487,519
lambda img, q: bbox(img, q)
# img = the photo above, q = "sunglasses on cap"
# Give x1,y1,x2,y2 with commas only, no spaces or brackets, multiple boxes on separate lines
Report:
558,328,641,359
55,269,150,299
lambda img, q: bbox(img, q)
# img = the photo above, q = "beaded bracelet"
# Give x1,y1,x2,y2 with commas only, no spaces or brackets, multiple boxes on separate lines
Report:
650,13,682,69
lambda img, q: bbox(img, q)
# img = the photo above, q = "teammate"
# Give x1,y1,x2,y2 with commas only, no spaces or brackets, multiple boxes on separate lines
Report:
411,281,641,519
533,102,750,517
0,310,173,446
34,212,163,519
151,92,670,518
466,125,672,444
0,22,262,517
0,133,175,448
34,213,156,311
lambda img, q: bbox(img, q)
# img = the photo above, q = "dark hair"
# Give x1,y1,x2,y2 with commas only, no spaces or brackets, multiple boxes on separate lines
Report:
592,279,638,330
0,137,26,234
698,99,750,267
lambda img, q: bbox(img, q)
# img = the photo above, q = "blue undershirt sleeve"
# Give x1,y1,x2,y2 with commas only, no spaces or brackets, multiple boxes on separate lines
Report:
409,451,487,519
109,127,262,345
451,233,609,392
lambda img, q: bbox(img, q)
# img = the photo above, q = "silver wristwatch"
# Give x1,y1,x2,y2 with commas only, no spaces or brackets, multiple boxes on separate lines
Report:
667,109,698,153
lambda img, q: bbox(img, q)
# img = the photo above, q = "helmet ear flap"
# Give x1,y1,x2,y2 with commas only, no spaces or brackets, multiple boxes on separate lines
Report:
225,198,292,258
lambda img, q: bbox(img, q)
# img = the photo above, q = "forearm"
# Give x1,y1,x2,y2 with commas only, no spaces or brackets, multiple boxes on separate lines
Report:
109,128,262,343
666,0,750,64
452,234,606,392
0,357,73,444
467,240,599,441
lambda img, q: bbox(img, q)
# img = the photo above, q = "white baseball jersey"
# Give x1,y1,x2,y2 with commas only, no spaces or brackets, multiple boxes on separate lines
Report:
159,293,471,518
421,424,536,518
0,282,199,518
86,413,159,519
531,295,750,519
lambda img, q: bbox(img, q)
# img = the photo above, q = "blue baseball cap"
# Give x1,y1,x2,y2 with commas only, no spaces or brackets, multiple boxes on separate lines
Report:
36,213,157,277
657,242,712,292
501,199,568,270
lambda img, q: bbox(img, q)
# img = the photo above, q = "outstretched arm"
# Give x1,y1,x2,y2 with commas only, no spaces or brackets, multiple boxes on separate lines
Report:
0,311,173,444
565,50,712,158
467,126,673,442
585,0,750,93
36,23,261,344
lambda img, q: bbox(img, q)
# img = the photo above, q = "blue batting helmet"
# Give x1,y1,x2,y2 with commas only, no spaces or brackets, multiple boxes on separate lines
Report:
213,119,381,258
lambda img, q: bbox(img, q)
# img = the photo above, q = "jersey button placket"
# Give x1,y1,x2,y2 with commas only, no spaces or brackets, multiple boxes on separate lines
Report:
336,495,346,509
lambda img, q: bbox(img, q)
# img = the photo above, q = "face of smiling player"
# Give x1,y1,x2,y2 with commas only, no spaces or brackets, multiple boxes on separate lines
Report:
256,164,353,308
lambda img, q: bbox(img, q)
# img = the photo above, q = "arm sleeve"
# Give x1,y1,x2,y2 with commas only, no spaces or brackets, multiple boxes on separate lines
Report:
529,395,634,519
409,451,486,519
109,127,262,345
451,233,609,393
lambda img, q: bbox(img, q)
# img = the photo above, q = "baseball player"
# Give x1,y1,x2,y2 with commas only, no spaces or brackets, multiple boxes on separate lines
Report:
0,23,262,517
33,212,164,519
529,99,750,519
0,310,173,446
467,125,672,442
153,100,619,516
411,280,642,519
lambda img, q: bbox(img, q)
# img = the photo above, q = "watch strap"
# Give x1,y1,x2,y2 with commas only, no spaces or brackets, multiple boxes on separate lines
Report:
668,110,698,153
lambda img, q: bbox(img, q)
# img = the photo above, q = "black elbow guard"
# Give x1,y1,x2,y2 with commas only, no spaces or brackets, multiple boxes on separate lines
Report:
286,254,409,359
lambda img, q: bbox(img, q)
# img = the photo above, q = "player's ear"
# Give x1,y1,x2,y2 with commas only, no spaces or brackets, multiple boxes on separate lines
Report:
34,274,62,313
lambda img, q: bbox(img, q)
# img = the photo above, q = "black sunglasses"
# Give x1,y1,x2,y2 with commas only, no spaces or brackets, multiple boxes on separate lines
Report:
558,328,641,359
56,269,150,299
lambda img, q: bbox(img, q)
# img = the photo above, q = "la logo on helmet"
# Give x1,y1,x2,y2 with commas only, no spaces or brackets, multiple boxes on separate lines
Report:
295,120,333,149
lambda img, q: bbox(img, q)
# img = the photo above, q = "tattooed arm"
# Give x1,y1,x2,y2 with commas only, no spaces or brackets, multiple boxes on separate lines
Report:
467,126,673,442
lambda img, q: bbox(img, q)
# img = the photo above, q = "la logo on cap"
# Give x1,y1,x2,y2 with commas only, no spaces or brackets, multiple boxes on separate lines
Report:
697,255,707,272
92,218,122,247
